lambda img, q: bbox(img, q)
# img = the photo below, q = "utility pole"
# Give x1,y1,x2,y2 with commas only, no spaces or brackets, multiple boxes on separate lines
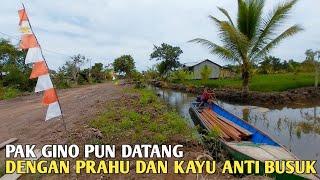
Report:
316,51,319,89
88,58,92,83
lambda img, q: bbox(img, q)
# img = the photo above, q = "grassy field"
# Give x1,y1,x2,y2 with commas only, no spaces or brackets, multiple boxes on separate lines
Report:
183,73,317,92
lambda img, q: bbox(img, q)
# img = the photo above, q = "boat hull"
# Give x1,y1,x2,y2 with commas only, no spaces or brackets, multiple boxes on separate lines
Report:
189,103,318,180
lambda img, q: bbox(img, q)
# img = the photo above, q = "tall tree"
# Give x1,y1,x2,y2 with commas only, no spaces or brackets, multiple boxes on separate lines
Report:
317,51,320,88
59,54,89,84
91,63,105,83
113,55,136,77
190,0,302,94
0,39,35,91
150,43,183,77
259,56,283,73
305,49,319,88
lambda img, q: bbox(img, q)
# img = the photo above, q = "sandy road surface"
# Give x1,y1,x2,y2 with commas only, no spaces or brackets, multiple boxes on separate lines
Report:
0,82,121,145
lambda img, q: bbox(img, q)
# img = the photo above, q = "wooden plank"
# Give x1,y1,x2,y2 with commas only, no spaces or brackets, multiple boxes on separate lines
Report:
202,112,233,139
0,149,42,180
203,110,242,141
200,113,231,140
199,113,231,140
199,113,213,129
202,110,240,141
216,114,252,137
0,138,18,150
209,112,243,140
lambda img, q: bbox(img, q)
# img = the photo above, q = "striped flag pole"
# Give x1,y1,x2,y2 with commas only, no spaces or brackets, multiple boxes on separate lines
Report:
19,3,67,133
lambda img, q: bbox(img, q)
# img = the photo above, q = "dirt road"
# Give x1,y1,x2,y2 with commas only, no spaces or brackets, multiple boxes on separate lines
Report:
0,82,122,145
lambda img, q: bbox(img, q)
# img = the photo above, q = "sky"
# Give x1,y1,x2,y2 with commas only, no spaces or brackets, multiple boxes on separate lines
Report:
0,0,319,71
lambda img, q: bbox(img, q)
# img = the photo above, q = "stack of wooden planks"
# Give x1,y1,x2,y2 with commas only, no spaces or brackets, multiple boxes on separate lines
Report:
199,108,252,141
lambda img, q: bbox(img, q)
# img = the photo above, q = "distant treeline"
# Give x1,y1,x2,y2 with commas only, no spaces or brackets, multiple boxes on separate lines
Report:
0,39,114,99
224,56,318,75
0,39,318,99
51,54,114,89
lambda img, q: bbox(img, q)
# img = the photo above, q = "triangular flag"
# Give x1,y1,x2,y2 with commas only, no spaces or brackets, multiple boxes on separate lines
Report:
30,61,48,79
19,21,32,35
25,47,43,64
20,34,38,49
35,74,53,92
42,88,58,105
18,7,63,122
18,9,28,25
46,101,62,121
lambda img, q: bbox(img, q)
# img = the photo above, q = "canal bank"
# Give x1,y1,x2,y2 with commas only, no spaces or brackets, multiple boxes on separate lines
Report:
150,81,320,108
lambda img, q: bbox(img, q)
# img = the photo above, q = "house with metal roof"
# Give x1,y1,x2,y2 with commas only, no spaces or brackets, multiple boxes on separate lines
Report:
187,59,222,79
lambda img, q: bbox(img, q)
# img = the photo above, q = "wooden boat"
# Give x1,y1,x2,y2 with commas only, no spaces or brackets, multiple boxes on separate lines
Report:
189,102,319,180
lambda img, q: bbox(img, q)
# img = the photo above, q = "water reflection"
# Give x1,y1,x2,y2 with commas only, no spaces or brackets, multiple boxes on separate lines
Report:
242,108,250,122
150,86,320,172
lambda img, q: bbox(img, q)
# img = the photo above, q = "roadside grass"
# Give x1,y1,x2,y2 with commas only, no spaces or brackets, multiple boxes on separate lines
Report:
182,73,316,92
0,81,113,101
0,164,4,178
0,87,20,100
89,88,198,144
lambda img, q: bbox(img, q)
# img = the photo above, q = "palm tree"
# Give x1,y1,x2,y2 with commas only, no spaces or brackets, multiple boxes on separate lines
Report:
317,50,320,88
305,49,320,88
190,0,303,94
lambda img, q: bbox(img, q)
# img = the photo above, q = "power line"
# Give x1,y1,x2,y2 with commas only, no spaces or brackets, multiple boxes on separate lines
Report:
0,30,72,57
0,30,106,62
43,48,72,57
0,30,112,69
0,31,20,39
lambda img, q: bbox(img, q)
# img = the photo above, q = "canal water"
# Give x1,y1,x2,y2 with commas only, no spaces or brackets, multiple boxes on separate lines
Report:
150,87,320,172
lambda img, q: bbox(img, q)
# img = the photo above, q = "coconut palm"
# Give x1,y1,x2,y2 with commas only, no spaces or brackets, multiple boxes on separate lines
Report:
305,49,320,88
190,0,303,94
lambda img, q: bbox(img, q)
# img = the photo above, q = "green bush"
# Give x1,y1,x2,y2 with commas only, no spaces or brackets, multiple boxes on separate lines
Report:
200,65,212,84
0,87,20,100
144,68,159,81
171,69,192,83
139,89,157,105
0,164,4,177
130,70,143,81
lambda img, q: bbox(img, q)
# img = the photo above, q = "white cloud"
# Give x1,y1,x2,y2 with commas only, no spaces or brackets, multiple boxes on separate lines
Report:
1,0,319,71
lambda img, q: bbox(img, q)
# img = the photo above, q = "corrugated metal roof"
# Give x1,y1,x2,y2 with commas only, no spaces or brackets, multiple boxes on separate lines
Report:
187,59,222,68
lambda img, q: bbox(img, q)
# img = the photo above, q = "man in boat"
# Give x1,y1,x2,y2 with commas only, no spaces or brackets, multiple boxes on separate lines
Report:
197,88,215,107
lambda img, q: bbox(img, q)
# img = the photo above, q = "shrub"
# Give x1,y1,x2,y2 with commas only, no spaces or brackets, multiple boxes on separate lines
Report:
171,69,192,83
0,87,20,100
200,65,212,84
144,68,159,81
